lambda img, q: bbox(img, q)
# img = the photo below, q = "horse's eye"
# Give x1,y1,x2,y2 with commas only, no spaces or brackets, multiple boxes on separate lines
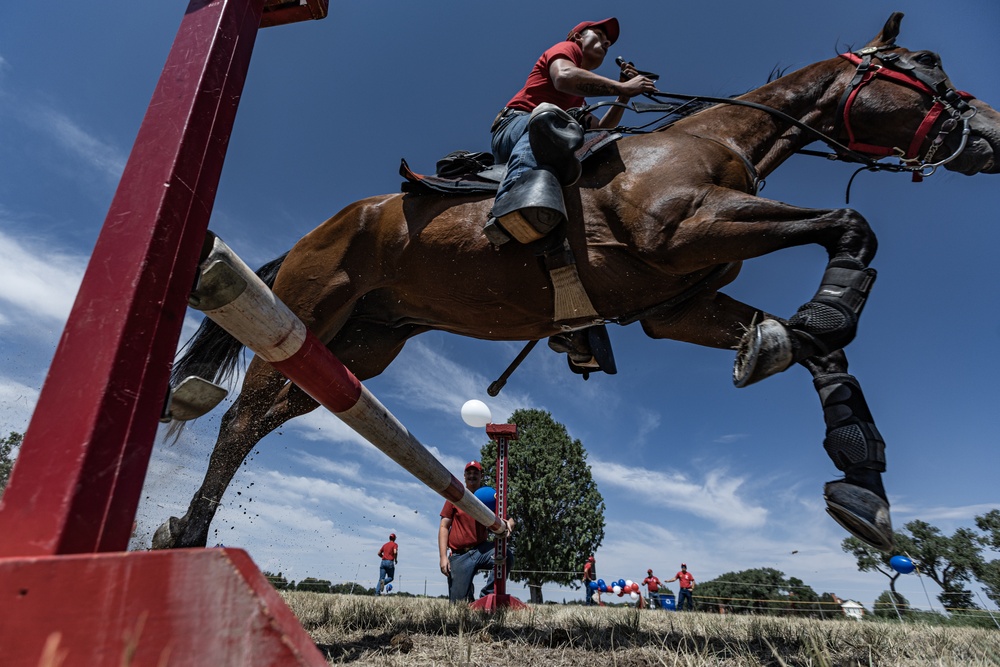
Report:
915,53,938,67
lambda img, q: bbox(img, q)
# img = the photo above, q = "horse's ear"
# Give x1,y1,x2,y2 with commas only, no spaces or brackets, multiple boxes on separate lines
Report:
865,12,903,48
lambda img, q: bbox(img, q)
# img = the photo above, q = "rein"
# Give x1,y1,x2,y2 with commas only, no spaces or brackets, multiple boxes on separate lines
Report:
590,44,979,201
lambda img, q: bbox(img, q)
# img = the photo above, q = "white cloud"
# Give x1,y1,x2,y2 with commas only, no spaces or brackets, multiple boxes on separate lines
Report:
591,459,768,529
0,376,40,433
21,104,126,181
0,229,85,326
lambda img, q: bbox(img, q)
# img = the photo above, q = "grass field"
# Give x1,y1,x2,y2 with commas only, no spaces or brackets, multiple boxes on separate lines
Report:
282,592,1000,666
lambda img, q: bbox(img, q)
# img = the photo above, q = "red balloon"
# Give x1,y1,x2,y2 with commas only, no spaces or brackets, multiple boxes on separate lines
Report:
630,583,639,593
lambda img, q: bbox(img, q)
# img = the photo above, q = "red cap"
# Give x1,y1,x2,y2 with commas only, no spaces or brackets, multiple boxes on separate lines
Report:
647,568,653,574
567,17,619,45
587,555,595,562
681,563,687,568
465,461,483,471
389,533,396,539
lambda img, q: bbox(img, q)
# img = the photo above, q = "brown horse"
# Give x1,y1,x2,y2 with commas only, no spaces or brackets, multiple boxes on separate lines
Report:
154,13,999,552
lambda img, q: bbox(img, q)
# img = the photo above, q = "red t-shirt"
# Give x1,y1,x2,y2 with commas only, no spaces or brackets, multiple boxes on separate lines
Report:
378,541,397,561
440,500,488,552
505,41,586,113
643,575,660,593
675,571,695,589
583,561,596,581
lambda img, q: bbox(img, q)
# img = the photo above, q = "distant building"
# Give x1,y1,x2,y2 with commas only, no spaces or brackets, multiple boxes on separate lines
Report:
830,594,866,620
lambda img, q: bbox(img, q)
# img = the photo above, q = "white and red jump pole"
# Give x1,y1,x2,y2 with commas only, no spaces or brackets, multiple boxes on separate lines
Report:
191,233,511,535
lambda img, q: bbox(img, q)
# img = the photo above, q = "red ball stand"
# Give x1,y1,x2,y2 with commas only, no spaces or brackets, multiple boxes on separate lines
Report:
470,424,528,611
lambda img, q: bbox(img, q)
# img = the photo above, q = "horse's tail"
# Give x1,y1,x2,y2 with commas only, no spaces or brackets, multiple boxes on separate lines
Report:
170,252,289,390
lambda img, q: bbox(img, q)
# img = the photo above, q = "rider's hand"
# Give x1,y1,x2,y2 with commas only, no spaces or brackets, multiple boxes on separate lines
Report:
440,556,451,576
618,75,656,98
619,61,640,81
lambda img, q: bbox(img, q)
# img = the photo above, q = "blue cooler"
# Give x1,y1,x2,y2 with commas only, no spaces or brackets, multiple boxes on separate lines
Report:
661,593,676,610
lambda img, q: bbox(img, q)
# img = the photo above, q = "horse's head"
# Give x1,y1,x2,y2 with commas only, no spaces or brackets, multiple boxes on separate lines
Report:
835,12,1000,176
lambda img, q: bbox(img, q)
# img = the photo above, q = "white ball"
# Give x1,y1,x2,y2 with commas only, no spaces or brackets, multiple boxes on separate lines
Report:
460,400,492,427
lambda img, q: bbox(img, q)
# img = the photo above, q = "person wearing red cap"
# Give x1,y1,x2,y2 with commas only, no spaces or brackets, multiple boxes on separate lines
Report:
376,532,398,595
438,460,517,603
642,568,662,609
582,555,598,606
484,17,656,247
667,563,696,611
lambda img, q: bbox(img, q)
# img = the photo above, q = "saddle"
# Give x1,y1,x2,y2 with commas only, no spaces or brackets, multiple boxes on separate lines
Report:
398,131,623,391
399,131,621,195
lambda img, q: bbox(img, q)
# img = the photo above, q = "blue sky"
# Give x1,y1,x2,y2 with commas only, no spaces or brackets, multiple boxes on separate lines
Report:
2,1,999,610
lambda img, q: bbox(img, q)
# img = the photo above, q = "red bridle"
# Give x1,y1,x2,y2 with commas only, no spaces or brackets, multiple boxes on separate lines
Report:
838,50,976,176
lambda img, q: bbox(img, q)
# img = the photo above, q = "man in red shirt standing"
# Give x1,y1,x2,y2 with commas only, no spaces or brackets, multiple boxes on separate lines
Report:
438,461,517,603
582,555,597,605
667,563,696,611
642,568,662,609
485,17,655,246
376,532,398,595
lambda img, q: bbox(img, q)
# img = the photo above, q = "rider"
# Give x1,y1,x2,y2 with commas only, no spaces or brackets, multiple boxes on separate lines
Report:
484,17,656,246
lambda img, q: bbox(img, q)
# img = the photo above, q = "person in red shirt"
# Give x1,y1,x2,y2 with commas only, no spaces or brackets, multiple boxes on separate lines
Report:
485,17,655,246
582,555,597,605
376,532,398,595
438,461,516,603
642,568,662,609
667,563,696,611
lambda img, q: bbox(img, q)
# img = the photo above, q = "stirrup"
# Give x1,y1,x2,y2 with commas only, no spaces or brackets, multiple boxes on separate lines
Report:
823,480,893,551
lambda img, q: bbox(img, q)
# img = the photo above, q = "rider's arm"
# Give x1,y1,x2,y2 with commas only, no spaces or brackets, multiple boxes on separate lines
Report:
549,59,653,129
438,517,452,575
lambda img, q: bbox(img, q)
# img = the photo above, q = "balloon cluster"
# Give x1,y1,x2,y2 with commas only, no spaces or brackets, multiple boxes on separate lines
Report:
589,578,642,601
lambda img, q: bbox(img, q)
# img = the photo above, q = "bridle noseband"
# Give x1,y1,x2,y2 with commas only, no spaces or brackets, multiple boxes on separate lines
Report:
837,44,977,180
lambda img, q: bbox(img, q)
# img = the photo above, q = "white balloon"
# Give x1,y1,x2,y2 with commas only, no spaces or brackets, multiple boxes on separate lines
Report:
630,592,639,601
625,579,634,588
461,399,492,427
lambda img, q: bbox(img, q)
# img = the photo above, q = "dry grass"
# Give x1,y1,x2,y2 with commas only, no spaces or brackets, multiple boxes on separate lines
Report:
281,592,1000,666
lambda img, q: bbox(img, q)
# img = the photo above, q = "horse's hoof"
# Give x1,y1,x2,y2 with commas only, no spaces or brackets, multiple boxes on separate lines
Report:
824,481,893,551
151,516,184,550
733,318,794,387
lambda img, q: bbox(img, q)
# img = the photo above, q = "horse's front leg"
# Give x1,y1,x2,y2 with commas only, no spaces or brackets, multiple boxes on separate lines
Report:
801,351,893,551
728,207,879,387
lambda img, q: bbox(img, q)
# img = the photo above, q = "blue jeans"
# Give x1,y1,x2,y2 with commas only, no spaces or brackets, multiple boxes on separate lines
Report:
648,592,661,609
377,559,395,594
490,110,534,205
447,542,514,603
585,584,596,606
677,587,694,611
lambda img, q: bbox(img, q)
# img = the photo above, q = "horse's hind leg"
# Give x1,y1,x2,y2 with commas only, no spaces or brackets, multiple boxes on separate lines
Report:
153,357,319,548
802,351,893,551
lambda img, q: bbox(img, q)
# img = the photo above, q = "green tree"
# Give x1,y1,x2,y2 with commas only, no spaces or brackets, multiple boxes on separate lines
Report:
843,519,982,611
263,571,289,590
480,409,604,604
973,510,1000,607
296,577,332,593
1,431,24,495
873,590,910,619
695,568,790,615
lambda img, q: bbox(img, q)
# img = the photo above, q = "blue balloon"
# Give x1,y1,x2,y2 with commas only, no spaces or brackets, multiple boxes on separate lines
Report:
597,578,606,588
588,581,598,591
890,555,915,574
386,584,393,591
618,578,626,589
474,486,497,512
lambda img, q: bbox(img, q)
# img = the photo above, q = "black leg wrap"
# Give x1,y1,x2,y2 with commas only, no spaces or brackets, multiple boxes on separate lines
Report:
817,373,893,550
787,259,876,356
815,372,885,476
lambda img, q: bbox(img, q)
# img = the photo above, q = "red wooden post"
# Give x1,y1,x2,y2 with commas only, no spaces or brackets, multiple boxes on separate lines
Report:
0,1,330,663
